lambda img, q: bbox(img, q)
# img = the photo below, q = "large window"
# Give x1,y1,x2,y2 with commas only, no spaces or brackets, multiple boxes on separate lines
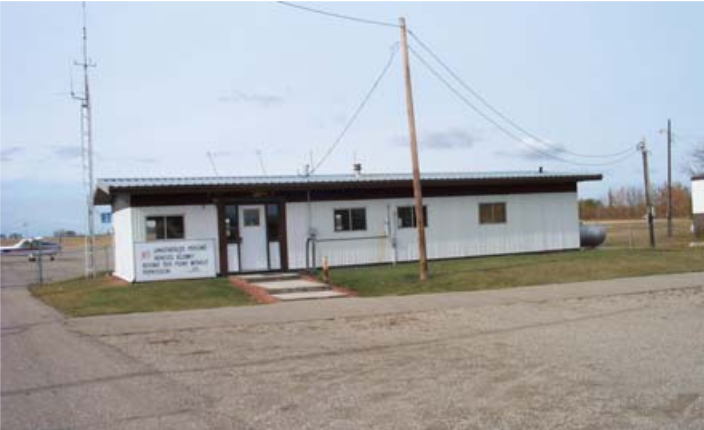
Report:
479,203,507,224
397,205,428,229
146,216,185,241
334,208,367,232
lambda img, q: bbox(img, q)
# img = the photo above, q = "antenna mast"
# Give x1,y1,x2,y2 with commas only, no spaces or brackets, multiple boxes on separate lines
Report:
72,1,96,278
256,150,268,175
207,151,220,176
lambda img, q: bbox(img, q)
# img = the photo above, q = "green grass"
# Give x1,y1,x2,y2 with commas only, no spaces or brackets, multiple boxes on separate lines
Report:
30,277,254,317
326,248,704,297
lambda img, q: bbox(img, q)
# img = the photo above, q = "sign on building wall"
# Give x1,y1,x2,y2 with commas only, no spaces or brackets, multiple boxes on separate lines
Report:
134,239,216,282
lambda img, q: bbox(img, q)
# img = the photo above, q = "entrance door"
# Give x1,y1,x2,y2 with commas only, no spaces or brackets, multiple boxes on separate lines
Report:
238,205,268,271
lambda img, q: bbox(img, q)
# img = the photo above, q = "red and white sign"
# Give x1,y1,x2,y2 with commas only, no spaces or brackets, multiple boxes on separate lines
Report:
134,239,216,282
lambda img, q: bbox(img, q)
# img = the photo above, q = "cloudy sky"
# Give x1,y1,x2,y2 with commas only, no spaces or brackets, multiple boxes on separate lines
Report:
2,1,703,235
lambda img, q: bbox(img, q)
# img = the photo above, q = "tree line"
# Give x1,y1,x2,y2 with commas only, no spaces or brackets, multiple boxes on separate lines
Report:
579,182,692,220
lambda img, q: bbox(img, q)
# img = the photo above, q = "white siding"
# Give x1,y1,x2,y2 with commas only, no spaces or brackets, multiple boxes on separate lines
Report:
286,192,580,270
112,194,134,281
693,179,704,214
129,205,221,278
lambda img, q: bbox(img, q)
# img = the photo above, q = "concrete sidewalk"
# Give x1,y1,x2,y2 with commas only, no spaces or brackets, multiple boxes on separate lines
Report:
72,271,704,336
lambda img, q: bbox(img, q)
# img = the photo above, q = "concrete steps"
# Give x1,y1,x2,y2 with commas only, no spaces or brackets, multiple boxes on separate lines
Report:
239,273,348,301
271,290,347,301
239,273,301,283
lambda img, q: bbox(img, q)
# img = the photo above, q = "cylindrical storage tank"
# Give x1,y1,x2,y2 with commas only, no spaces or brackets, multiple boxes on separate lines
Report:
580,224,607,248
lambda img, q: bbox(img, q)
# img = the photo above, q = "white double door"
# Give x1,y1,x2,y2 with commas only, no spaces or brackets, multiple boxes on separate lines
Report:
238,205,268,271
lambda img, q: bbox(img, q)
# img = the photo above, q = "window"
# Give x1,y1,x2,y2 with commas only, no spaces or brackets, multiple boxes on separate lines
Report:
266,204,280,242
224,205,239,244
334,208,367,232
479,203,507,224
146,216,185,241
243,208,260,227
397,205,428,228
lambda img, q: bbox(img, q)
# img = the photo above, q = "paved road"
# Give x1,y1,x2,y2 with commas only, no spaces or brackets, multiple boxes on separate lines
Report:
3,272,704,429
0,288,221,429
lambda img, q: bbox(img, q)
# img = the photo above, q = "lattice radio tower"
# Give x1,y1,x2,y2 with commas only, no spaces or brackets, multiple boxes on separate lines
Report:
71,2,96,278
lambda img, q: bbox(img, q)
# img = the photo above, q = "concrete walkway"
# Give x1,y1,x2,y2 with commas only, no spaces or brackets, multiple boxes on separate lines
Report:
72,271,704,336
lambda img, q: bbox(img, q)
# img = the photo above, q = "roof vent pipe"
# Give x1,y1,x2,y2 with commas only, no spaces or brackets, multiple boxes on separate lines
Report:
353,163,362,177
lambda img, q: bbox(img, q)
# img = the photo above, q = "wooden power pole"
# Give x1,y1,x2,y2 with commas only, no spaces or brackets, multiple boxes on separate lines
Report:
639,139,656,248
399,17,428,281
666,119,673,238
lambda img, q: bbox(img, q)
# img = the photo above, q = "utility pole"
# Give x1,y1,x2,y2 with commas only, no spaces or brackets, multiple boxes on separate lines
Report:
666,119,673,238
399,17,428,281
71,2,96,278
638,139,656,248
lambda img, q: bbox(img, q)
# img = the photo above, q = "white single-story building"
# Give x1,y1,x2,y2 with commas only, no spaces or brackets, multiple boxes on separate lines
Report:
693,174,704,236
94,170,601,282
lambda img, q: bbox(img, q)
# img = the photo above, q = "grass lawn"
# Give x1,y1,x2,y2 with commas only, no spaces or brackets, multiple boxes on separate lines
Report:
327,248,704,297
30,277,253,317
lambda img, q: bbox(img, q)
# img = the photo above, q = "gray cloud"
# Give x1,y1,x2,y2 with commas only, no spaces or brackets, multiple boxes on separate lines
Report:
393,128,480,150
129,156,157,164
1,146,25,162
494,138,566,160
218,90,284,108
52,145,82,160
422,129,478,150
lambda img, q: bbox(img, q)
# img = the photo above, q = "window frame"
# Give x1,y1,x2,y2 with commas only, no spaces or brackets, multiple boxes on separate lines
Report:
145,215,186,241
333,207,367,232
478,202,507,225
396,205,428,229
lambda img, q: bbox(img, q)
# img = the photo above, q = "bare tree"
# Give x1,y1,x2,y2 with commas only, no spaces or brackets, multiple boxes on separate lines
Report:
688,143,704,176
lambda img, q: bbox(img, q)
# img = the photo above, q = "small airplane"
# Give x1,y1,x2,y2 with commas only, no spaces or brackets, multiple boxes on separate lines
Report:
0,238,61,261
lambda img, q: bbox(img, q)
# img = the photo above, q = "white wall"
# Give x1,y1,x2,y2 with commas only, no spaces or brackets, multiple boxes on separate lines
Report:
112,194,134,281
286,192,580,270
114,204,220,281
693,179,704,214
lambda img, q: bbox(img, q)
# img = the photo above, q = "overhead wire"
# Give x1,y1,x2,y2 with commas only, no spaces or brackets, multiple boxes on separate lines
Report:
311,43,400,174
409,45,637,167
408,30,634,160
276,1,637,167
277,1,399,28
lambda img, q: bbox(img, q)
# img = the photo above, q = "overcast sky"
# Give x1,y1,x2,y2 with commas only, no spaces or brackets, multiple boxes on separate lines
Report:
2,1,703,236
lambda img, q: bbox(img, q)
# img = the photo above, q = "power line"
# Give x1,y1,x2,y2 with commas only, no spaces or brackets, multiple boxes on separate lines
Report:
277,1,398,28
409,45,637,167
408,30,634,160
276,1,636,166
311,44,400,174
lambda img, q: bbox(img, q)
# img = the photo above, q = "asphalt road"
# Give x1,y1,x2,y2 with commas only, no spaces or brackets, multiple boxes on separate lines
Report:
3,272,704,429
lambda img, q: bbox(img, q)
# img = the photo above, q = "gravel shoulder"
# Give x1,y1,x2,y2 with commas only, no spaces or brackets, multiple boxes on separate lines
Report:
4,272,704,429
82,272,704,430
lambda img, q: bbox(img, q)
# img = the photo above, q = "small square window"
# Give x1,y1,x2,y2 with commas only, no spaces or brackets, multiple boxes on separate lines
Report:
243,209,260,227
479,203,507,224
397,205,428,228
146,216,184,241
334,208,366,232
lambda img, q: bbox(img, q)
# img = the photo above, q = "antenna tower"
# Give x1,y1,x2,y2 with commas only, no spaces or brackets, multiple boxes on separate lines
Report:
71,2,96,278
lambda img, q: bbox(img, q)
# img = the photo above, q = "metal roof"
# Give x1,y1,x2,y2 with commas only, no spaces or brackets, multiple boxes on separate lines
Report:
97,171,601,192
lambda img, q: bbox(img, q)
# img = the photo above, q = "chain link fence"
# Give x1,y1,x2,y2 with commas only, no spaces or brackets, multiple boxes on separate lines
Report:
0,246,114,288
585,218,695,250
